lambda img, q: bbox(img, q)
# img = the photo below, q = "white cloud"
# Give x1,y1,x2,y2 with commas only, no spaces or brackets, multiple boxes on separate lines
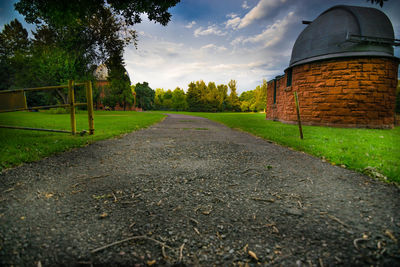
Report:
138,31,153,38
231,36,244,46
226,0,289,30
225,16,241,29
201,44,228,52
194,25,227,37
124,36,276,93
242,1,250,9
226,13,238,19
243,11,296,47
185,21,196,29
123,3,300,93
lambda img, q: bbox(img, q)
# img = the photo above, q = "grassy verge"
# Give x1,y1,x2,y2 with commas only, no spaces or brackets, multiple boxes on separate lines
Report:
160,112,400,183
0,111,165,171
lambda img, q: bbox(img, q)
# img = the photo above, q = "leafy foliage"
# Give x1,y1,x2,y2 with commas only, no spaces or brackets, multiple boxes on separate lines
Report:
226,80,241,112
369,0,387,7
0,19,30,90
186,81,203,111
1,1,179,108
171,87,188,111
239,79,267,112
135,82,155,110
153,79,268,113
15,0,180,27
14,0,180,65
155,87,187,111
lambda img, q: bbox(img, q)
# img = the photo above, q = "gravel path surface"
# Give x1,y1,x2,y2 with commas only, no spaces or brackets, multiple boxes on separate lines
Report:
0,113,399,266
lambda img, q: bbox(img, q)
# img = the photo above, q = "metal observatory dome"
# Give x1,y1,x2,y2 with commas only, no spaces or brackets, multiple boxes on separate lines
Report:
289,5,398,67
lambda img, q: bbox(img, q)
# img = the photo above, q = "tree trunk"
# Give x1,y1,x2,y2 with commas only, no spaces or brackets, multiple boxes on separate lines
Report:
56,89,68,104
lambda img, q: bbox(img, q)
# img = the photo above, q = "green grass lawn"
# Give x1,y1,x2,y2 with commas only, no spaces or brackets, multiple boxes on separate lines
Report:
0,111,165,171
163,112,400,183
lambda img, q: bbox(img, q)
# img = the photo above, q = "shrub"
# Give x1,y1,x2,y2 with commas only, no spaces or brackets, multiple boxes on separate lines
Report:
45,107,69,114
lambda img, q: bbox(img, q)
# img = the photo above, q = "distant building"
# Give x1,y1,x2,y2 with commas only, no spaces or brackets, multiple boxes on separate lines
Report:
266,5,399,128
93,64,140,111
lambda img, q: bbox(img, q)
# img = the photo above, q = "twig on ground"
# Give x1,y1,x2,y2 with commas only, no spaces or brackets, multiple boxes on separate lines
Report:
297,200,303,208
4,187,14,193
384,229,398,242
193,227,200,235
327,215,349,228
91,235,172,254
319,258,324,267
271,192,282,199
71,183,82,188
353,237,369,250
162,246,168,259
111,191,117,202
186,216,199,225
178,243,185,262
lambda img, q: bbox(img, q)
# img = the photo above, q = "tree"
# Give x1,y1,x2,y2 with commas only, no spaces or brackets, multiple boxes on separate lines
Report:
187,81,202,111
202,82,217,112
105,48,133,110
171,87,188,111
15,0,180,65
227,79,241,111
217,84,228,111
102,85,118,109
252,79,268,112
369,0,387,7
12,0,179,107
15,0,180,28
0,19,29,58
239,90,255,112
163,89,173,110
154,88,166,110
0,19,30,90
131,84,137,108
135,82,155,110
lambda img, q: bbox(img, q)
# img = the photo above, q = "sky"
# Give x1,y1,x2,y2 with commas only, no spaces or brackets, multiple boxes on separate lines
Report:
1,0,400,94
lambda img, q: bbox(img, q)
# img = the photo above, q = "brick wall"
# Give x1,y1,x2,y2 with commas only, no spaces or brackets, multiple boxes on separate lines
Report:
266,57,399,128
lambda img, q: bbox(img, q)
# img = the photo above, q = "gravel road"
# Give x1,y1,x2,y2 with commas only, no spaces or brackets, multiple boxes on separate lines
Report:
0,113,399,266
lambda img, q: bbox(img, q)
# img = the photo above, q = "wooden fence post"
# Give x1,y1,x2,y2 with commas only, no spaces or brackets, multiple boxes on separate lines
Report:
294,91,304,139
86,81,95,135
68,80,76,135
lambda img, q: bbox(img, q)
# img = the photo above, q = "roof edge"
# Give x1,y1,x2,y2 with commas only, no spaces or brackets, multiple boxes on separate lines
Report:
289,51,399,68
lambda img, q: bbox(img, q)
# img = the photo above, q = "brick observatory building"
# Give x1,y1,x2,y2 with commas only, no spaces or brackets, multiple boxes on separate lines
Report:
266,5,399,128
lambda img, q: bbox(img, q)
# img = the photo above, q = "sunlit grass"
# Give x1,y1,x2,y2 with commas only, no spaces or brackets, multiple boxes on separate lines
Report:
0,111,165,171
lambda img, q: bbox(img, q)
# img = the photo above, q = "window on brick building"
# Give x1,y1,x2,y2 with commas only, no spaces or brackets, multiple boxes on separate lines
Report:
273,79,277,104
286,68,292,87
